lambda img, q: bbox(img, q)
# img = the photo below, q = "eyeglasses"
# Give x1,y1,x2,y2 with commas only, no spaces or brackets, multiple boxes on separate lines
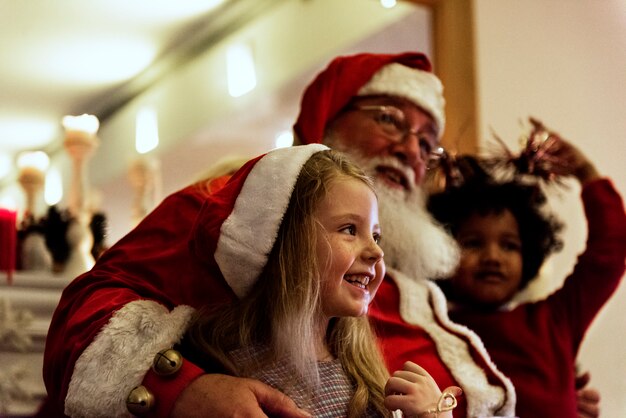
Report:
352,105,445,167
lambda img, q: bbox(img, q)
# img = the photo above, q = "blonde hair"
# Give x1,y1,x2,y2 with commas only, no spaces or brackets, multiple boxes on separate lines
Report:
185,150,391,417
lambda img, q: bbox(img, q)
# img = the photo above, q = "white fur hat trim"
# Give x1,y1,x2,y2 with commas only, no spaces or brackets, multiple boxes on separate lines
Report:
358,62,446,137
215,143,329,298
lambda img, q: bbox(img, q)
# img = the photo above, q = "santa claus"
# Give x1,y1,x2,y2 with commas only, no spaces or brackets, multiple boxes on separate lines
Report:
40,52,516,418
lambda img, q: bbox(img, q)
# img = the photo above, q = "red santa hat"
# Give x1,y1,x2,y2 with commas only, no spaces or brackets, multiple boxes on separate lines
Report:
191,143,329,298
293,52,445,144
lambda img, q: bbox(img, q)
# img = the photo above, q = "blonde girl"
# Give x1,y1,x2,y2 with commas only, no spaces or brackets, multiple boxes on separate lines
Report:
182,145,458,417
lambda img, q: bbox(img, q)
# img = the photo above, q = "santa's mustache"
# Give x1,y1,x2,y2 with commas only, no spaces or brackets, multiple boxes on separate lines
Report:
339,151,460,281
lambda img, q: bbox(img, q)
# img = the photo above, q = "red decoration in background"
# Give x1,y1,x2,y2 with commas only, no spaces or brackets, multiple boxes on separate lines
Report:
0,208,17,284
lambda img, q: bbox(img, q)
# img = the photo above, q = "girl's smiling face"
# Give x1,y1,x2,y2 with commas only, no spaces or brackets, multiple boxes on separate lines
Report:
450,209,523,309
315,177,385,320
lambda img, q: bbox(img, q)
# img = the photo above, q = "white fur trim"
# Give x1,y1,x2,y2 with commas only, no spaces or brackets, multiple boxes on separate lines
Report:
358,63,446,137
215,144,329,298
65,300,196,418
388,268,516,418
426,280,517,416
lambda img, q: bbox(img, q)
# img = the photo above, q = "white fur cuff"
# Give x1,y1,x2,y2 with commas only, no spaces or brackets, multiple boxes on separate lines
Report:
65,300,196,417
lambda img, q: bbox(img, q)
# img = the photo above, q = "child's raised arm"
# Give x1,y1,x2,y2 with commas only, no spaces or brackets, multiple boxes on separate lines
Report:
542,135,600,185
384,361,462,417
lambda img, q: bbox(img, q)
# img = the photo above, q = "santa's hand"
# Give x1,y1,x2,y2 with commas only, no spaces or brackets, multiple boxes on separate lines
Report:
171,374,311,418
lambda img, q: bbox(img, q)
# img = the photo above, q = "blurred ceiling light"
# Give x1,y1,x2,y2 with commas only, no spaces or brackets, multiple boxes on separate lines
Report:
136,108,160,154
227,43,257,98
31,37,157,85
0,117,58,151
45,166,63,206
380,0,397,8
17,150,50,172
274,130,294,149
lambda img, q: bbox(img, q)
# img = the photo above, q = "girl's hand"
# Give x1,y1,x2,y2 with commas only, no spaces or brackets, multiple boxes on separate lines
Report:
384,361,461,417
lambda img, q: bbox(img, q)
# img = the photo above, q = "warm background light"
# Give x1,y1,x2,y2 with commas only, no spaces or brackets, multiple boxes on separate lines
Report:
27,37,157,85
274,130,294,149
62,114,100,135
45,167,63,206
0,152,11,180
0,116,58,155
0,194,18,211
135,108,160,154
227,43,257,98
17,151,50,172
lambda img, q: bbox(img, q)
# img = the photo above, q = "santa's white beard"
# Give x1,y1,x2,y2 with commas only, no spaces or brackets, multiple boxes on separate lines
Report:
375,183,459,281
330,144,460,281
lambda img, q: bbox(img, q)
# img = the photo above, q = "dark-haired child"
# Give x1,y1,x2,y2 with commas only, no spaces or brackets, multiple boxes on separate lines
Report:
427,137,626,418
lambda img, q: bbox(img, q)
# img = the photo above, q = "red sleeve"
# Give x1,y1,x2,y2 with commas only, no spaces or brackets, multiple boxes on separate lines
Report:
41,181,236,416
143,361,205,418
549,178,626,348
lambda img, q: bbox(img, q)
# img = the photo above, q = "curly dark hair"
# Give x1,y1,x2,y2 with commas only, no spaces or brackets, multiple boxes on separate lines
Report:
427,156,564,290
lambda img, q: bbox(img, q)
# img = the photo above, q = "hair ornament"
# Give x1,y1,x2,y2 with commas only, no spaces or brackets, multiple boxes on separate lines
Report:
483,117,569,187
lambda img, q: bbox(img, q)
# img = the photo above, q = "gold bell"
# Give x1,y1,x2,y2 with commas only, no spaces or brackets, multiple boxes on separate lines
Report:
152,348,183,376
126,385,154,415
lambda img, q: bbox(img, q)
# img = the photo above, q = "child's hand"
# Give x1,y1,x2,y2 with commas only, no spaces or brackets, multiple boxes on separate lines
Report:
384,361,461,417
539,132,600,185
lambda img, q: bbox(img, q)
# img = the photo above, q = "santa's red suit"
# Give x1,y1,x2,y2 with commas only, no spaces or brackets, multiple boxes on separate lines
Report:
39,52,516,417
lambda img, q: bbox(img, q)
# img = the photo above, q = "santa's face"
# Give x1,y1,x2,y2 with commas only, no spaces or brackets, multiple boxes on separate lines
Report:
315,178,385,320
450,210,523,308
328,96,439,188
